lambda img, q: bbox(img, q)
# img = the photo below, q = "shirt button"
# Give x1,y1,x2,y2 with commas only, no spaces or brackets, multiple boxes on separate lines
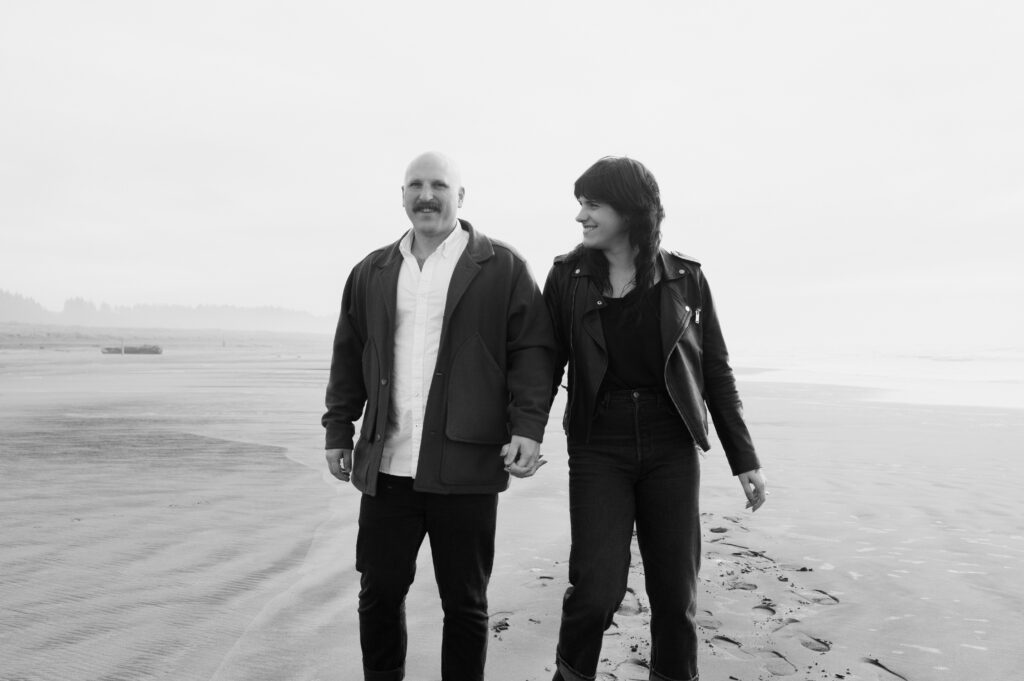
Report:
597,300,603,306
574,268,581,274
380,378,388,385
685,306,691,312
375,434,382,441
678,269,685,274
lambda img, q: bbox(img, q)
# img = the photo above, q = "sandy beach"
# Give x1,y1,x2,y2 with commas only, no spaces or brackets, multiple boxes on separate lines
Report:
2,326,1021,680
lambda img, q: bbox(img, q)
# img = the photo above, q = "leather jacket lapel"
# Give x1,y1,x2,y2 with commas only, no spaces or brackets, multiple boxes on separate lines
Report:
660,281,693,362
659,253,693,362
580,280,606,352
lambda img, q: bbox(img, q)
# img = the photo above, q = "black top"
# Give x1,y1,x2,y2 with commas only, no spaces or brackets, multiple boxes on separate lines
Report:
598,282,664,394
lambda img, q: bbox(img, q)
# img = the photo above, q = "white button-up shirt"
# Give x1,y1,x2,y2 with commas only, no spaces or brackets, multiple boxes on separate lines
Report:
379,224,469,477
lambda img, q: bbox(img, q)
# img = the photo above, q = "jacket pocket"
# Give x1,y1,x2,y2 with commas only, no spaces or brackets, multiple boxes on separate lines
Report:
445,334,509,444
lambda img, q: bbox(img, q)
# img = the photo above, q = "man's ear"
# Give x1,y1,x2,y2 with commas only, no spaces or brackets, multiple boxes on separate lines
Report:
458,187,465,206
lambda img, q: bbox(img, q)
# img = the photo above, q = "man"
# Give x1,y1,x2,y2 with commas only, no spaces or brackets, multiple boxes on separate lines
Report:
323,152,555,681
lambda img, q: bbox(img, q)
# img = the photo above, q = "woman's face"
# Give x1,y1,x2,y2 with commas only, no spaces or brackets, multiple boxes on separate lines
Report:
576,196,630,252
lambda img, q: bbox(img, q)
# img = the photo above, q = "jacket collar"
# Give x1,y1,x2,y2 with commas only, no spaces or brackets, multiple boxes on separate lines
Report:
567,248,698,283
376,219,491,269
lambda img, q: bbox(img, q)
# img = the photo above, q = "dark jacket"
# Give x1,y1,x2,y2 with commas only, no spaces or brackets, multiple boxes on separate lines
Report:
543,248,760,476
323,221,555,496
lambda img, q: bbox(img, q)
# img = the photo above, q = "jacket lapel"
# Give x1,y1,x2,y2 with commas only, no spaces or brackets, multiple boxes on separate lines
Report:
444,255,482,326
580,281,606,352
659,252,693,361
442,220,491,333
374,240,403,341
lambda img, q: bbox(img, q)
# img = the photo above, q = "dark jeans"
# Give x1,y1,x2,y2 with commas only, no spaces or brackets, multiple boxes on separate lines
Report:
555,389,701,681
356,473,498,681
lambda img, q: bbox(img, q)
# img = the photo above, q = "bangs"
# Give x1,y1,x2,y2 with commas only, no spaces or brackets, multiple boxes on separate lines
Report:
573,157,658,217
573,159,624,207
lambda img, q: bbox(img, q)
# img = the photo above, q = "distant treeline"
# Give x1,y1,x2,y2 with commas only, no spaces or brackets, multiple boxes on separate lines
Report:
0,289,332,334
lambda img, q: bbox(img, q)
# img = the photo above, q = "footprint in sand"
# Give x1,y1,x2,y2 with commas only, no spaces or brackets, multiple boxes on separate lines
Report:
797,588,839,604
861,656,910,680
615,588,646,616
709,638,797,676
709,634,749,659
613,658,650,680
758,650,798,676
771,617,800,632
727,581,758,591
695,610,721,630
526,574,555,588
797,633,832,652
752,601,776,619
709,526,728,534
489,615,510,636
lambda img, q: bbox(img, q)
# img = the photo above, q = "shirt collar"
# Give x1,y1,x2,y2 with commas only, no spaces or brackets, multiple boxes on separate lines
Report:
399,220,467,259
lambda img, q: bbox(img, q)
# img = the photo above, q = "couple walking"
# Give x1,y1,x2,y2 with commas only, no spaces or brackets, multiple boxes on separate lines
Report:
322,151,767,681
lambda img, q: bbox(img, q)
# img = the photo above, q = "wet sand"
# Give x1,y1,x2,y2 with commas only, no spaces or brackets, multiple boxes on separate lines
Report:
2,327,1021,680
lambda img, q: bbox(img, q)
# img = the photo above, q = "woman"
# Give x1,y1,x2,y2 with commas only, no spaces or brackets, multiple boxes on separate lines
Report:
543,156,767,681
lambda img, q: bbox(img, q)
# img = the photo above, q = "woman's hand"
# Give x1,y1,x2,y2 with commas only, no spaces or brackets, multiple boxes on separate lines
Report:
501,436,547,478
738,469,767,511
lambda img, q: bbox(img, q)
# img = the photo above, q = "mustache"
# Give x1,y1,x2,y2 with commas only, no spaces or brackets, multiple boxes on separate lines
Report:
413,199,442,212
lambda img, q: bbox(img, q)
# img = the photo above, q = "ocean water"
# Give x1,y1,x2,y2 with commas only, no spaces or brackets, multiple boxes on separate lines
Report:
740,345,1024,410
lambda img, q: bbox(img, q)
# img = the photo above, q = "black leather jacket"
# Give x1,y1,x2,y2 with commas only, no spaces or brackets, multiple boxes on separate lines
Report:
543,249,760,476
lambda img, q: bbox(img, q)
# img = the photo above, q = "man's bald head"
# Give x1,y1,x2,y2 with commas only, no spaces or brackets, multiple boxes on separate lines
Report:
402,151,465,240
404,151,464,190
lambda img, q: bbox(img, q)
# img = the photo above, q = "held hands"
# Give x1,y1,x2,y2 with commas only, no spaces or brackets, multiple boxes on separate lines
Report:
325,448,353,482
738,468,768,512
501,435,546,478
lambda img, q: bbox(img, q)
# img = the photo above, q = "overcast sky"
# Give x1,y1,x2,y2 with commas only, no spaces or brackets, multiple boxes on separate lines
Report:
1,1,1020,354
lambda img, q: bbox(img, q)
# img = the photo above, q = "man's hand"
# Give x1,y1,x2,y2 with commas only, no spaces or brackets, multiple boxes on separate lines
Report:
501,435,546,478
326,448,353,482
738,469,767,511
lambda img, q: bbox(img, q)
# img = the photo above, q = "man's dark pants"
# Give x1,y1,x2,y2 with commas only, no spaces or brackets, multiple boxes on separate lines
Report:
356,473,498,681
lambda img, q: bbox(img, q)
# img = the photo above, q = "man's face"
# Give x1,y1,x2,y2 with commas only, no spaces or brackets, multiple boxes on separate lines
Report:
402,155,464,238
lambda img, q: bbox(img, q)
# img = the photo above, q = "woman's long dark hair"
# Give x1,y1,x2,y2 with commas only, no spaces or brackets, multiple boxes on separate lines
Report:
571,156,665,298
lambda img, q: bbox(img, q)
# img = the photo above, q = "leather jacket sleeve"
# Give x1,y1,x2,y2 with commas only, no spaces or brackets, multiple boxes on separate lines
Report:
699,271,760,475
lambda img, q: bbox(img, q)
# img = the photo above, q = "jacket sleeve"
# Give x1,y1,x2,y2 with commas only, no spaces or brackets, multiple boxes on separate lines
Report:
699,271,761,475
542,263,570,407
322,266,368,451
505,260,557,442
